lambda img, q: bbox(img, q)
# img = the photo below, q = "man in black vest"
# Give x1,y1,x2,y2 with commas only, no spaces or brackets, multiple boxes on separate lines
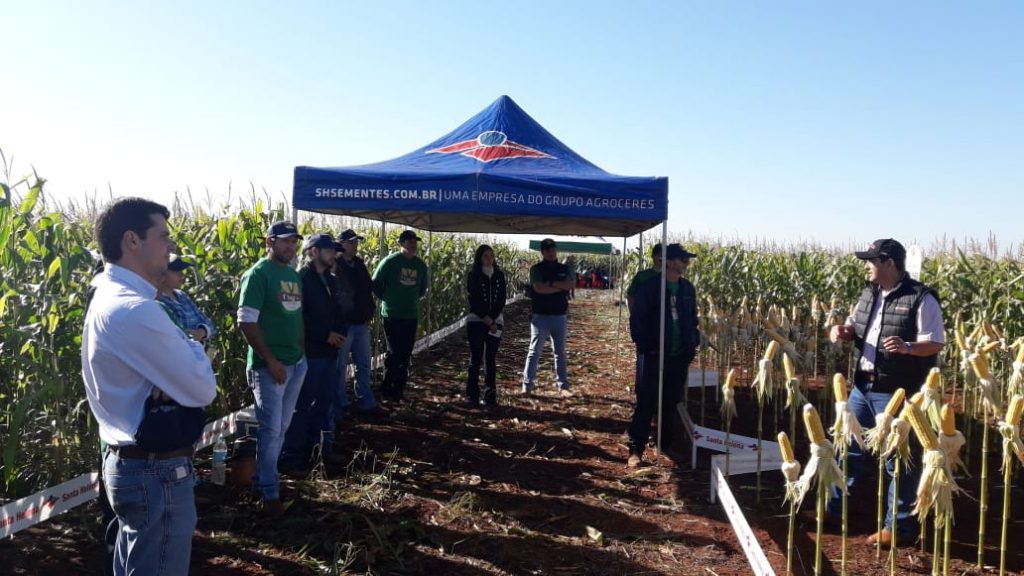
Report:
828,238,945,546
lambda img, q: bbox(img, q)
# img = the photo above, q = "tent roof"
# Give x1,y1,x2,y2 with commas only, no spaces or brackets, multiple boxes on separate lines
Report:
293,96,668,237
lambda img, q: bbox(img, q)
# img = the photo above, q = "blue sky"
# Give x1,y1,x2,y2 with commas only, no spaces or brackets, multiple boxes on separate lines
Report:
3,1,1022,250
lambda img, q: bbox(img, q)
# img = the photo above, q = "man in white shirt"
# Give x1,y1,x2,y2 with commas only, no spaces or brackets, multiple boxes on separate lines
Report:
82,198,217,576
828,238,945,547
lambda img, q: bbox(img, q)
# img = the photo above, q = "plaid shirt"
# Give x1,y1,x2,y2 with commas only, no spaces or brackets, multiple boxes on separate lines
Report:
158,289,215,340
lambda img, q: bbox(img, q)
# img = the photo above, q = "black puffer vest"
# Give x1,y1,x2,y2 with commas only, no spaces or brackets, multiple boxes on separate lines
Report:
851,274,939,392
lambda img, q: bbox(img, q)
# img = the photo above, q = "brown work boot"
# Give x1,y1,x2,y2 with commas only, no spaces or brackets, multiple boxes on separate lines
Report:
866,528,907,547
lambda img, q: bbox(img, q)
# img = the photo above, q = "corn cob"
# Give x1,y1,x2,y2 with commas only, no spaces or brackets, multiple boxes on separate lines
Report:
925,367,941,391
724,368,736,389
1007,395,1024,427
886,388,907,417
903,400,938,450
982,340,1002,355
784,353,797,382
911,391,925,408
833,373,848,401
778,432,796,463
955,324,968,352
1015,339,1024,364
970,353,992,380
804,404,827,444
764,340,780,361
941,404,957,436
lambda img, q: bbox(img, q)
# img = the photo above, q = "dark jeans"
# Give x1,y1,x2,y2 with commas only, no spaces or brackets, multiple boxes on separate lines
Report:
828,381,920,535
628,351,687,456
281,356,337,466
98,444,116,576
382,317,418,400
466,321,501,405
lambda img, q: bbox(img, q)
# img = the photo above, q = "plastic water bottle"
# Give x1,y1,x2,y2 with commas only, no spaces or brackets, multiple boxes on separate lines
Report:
212,435,227,486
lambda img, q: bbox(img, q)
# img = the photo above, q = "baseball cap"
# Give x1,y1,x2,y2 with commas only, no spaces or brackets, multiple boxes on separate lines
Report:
854,238,906,261
167,254,192,272
539,238,557,250
665,243,698,260
398,230,421,243
302,233,337,252
338,228,364,242
267,221,301,239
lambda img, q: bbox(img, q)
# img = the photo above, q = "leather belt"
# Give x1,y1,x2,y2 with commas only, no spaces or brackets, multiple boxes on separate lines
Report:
109,445,194,460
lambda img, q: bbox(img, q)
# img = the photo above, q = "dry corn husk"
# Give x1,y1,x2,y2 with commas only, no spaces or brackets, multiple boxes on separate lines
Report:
778,432,802,503
882,418,912,461
782,353,803,409
969,352,1002,417
920,367,944,431
830,373,865,453
720,368,737,423
864,388,905,456
796,404,846,504
938,404,967,475
753,341,779,402
999,395,1024,469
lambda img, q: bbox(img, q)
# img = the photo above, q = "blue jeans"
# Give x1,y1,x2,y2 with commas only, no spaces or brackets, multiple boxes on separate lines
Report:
336,323,377,411
248,357,308,501
522,313,569,391
828,383,920,535
282,356,337,467
103,450,196,576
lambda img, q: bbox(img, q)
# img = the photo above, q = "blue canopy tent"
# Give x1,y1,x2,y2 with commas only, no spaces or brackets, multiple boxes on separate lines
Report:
293,95,676,457
293,95,667,236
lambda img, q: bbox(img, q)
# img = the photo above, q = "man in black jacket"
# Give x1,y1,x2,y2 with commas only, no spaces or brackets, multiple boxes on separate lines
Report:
281,233,346,470
828,238,945,547
333,229,383,417
627,243,700,467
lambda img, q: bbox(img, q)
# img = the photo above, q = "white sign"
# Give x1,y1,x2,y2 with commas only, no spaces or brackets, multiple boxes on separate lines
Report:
906,244,923,280
713,466,777,576
678,406,779,468
0,473,101,538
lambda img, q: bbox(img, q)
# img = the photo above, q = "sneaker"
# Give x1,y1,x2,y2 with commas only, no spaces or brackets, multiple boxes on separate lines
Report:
558,388,574,398
627,454,642,468
520,385,534,396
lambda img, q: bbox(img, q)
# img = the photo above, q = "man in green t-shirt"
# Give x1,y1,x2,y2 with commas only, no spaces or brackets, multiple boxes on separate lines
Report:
237,220,308,516
372,229,429,402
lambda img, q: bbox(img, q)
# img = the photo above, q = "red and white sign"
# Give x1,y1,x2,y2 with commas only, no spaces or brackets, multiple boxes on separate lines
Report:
0,473,101,538
713,466,777,576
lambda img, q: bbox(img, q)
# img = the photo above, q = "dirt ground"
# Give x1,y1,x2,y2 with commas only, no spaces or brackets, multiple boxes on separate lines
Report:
3,291,1022,575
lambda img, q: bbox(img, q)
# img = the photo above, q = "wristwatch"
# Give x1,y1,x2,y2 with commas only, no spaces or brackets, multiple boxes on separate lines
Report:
905,341,913,354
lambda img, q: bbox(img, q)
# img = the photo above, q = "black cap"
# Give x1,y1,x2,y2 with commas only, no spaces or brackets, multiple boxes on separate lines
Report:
398,230,421,243
267,220,301,239
651,243,663,257
338,228,364,242
665,243,698,260
854,238,906,261
539,238,556,250
302,233,337,252
167,254,192,272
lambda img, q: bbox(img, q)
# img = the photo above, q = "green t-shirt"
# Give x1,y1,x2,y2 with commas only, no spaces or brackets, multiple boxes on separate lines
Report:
238,257,304,369
372,252,429,319
668,282,682,356
627,268,659,297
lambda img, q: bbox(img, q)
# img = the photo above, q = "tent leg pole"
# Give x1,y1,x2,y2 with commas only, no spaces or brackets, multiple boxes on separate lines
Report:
656,221,667,462
616,236,626,374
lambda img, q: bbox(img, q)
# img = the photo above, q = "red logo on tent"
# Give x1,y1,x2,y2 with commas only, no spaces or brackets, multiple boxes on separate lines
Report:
426,131,555,162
